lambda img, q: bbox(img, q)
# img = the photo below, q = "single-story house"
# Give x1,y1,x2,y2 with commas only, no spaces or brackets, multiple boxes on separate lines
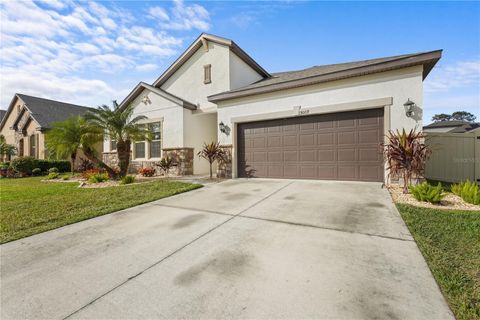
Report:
423,120,480,133
0,93,101,165
104,33,441,182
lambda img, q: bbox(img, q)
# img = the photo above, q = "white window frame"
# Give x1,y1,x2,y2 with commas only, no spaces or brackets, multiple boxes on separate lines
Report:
132,119,163,161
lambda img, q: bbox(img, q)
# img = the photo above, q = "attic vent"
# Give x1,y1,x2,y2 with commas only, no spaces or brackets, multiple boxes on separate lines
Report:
204,64,211,84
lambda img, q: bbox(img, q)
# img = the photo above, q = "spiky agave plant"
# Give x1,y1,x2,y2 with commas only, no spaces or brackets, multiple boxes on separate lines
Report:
383,128,430,193
197,142,226,179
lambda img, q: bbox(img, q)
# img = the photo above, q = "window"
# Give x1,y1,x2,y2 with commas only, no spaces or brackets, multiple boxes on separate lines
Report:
110,139,117,151
203,64,211,84
134,142,145,159
29,134,36,158
149,122,162,158
18,139,24,156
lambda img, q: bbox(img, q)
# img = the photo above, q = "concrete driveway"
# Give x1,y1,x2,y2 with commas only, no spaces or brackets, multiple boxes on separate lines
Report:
1,179,453,319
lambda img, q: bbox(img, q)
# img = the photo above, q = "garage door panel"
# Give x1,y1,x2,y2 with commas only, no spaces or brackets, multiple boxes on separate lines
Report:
267,136,282,147
358,129,380,144
337,131,356,145
299,134,315,146
338,166,357,179
317,165,336,179
284,135,298,146
237,108,383,182
267,151,283,162
318,149,335,161
337,148,356,162
317,132,334,145
253,151,267,162
300,150,317,162
284,165,299,177
284,150,298,162
300,166,316,179
359,166,382,181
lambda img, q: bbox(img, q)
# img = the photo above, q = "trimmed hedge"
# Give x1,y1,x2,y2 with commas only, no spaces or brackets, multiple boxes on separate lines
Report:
9,157,71,174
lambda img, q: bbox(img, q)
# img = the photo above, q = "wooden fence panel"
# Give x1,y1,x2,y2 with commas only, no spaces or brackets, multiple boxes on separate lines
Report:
425,131,479,183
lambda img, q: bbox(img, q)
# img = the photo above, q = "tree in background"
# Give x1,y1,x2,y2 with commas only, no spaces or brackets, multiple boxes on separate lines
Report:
0,135,16,162
451,111,476,122
46,116,111,175
432,111,476,123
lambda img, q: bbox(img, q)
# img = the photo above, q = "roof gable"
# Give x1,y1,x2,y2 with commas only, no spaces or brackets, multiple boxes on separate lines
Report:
0,94,91,131
152,33,270,88
118,82,197,110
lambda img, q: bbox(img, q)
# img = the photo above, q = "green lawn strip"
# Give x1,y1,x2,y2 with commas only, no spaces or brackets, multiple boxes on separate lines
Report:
396,204,480,320
0,177,202,243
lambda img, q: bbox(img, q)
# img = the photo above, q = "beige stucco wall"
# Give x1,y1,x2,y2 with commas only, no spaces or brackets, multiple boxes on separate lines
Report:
229,51,264,90
183,110,217,174
160,42,231,112
216,65,424,178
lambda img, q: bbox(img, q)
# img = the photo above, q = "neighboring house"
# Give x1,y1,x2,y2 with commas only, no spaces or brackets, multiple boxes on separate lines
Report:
423,120,480,133
104,33,441,182
0,110,6,123
0,94,100,165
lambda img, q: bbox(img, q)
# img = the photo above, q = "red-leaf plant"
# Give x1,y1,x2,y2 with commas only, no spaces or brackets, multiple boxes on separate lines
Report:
382,128,430,194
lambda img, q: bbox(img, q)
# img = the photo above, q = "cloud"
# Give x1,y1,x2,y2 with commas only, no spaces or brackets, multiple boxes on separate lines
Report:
136,63,158,72
424,60,480,93
0,0,213,108
151,0,210,31
149,6,170,21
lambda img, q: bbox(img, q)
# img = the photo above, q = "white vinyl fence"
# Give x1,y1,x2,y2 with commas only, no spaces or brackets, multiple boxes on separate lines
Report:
425,129,480,183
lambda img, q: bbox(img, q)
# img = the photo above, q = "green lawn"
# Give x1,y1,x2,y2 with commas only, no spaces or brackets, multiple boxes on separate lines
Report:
0,177,201,243
397,204,480,320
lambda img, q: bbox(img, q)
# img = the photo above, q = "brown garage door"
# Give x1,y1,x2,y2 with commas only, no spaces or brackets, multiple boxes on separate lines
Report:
237,108,384,181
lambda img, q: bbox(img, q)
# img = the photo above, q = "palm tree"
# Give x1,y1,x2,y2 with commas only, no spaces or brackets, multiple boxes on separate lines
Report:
0,135,15,162
197,142,226,179
84,101,150,177
46,116,114,176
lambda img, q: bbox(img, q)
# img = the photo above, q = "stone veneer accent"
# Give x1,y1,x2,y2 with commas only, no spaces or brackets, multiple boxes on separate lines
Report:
162,147,194,176
102,147,194,176
217,144,232,178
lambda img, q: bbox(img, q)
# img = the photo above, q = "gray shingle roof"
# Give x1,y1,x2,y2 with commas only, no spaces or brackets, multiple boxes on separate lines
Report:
0,110,6,122
423,120,472,128
16,94,92,129
208,50,442,102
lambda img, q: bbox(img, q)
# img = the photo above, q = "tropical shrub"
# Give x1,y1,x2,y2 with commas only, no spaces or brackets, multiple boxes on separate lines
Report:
47,172,60,180
197,142,226,179
120,175,136,185
88,172,109,183
48,167,59,173
138,167,156,177
32,168,42,176
409,182,445,204
451,180,480,205
156,156,175,177
77,157,94,172
82,168,102,179
10,157,36,175
383,129,430,193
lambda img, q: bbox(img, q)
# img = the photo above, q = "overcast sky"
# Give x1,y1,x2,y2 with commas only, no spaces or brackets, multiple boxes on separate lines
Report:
1,0,479,124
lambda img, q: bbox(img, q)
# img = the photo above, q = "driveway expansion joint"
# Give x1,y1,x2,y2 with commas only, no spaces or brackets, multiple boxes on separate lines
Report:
62,181,293,319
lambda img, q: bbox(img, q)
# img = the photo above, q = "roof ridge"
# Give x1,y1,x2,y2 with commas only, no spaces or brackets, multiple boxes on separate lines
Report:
270,50,442,76
16,93,90,109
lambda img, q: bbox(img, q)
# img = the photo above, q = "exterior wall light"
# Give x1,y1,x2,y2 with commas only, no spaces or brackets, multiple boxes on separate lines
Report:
219,121,227,134
403,98,416,117
219,121,230,135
